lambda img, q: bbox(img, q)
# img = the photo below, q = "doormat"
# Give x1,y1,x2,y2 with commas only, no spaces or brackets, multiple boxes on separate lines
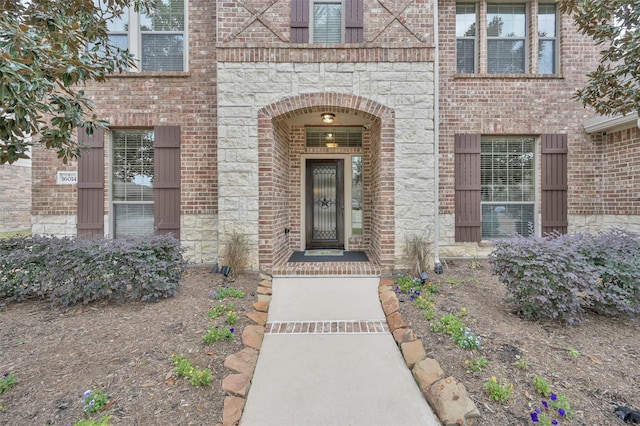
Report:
288,251,369,263
304,249,344,256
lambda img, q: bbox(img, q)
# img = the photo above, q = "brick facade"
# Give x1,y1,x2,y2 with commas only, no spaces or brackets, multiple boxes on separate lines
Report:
0,161,31,231
28,0,636,270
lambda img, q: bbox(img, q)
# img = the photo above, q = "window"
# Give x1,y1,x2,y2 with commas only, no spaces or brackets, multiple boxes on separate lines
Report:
455,1,558,75
306,127,363,148
351,156,363,235
112,130,155,238
456,3,477,73
291,0,363,43
487,3,526,74
480,136,535,239
105,0,185,72
312,1,343,43
538,4,557,74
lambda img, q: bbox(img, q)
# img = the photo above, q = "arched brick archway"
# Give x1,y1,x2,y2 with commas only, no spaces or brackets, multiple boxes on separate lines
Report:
257,93,395,273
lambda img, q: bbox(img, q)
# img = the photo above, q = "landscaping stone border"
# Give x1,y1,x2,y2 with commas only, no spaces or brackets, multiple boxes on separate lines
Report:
379,277,481,426
219,275,480,426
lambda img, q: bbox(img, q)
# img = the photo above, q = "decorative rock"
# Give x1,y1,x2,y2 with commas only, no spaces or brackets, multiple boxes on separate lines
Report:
224,347,259,376
400,339,426,369
222,373,250,397
386,311,407,333
253,301,269,312
257,294,271,303
259,273,272,281
222,395,245,426
246,311,268,326
412,358,445,390
257,286,272,295
426,377,481,426
378,285,393,293
381,293,400,316
259,279,272,288
392,327,417,344
242,325,264,350
379,277,394,288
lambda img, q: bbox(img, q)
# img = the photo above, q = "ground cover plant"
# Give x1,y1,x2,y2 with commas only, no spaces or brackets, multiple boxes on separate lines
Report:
397,258,640,425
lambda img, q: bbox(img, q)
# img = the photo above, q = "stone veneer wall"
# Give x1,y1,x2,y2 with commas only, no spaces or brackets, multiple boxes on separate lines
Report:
0,161,32,231
217,61,435,272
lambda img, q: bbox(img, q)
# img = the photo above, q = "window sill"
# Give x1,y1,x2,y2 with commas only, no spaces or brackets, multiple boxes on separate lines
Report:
107,71,191,79
454,73,563,80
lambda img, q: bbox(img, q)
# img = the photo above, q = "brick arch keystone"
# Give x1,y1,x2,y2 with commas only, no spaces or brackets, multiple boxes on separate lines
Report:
257,93,395,273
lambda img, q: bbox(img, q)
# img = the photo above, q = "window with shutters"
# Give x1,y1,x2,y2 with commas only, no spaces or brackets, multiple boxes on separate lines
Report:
455,1,559,75
311,0,344,43
101,0,185,72
481,136,535,239
291,0,363,43
111,130,155,238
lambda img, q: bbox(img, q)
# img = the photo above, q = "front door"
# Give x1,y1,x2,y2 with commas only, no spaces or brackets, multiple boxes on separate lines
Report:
305,159,344,249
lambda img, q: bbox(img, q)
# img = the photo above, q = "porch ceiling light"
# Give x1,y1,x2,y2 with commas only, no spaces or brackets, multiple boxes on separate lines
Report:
321,113,335,124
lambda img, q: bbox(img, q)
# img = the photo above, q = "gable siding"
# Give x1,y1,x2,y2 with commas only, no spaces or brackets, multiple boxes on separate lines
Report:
454,134,482,242
77,128,105,239
541,134,568,235
154,126,181,239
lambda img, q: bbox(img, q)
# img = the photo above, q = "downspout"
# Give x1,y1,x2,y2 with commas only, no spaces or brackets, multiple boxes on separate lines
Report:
433,0,443,274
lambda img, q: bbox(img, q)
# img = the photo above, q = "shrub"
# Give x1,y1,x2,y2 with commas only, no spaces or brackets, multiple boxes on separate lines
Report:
492,229,640,324
0,235,186,307
402,234,432,277
221,232,249,277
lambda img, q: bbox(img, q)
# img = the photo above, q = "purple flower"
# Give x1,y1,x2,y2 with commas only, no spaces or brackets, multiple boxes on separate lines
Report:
530,412,539,422
551,420,558,425
542,400,549,409
229,327,235,333
558,408,566,417
550,393,557,401
83,390,91,399
2,372,9,378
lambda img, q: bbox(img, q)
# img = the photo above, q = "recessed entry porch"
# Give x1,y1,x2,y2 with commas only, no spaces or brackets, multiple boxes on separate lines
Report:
257,93,395,275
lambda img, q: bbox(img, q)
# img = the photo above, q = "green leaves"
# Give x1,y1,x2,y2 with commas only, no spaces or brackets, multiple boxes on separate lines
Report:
0,0,153,164
559,0,640,116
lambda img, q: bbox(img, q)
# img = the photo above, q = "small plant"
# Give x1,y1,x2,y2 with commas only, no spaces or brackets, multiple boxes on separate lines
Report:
395,274,421,294
469,256,483,269
484,376,513,403
402,233,432,277
569,348,580,358
171,354,213,387
431,313,481,350
533,376,552,397
221,232,250,277
413,294,433,310
208,302,235,319
0,372,18,394
467,357,488,372
530,392,574,424
515,357,529,370
210,286,245,300
203,326,236,344
445,276,464,287
423,282,439,294
82,389,109,413
73,415,112,426
226,311,239,325
422,307,436,321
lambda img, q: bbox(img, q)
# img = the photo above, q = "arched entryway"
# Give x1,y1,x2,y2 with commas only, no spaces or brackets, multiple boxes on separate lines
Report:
257,93,395,273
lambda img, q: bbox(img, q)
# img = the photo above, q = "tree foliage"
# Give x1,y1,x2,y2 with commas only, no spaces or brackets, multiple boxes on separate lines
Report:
0,0,152,164
560,0,640,116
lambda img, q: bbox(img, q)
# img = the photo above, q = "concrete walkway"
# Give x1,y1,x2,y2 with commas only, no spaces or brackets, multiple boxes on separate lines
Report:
240,277,441,426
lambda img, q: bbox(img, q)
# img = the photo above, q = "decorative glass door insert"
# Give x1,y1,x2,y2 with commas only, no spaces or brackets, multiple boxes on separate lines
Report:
305,159,344,248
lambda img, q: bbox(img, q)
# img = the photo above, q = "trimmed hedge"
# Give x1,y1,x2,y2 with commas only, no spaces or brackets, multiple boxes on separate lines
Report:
491,229,640,324
0,235,186,307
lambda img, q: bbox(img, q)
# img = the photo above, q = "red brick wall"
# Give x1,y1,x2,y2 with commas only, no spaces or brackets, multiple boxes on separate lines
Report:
0,163,31,230
599,128,640,215
438,0,603,218
31,0,218,220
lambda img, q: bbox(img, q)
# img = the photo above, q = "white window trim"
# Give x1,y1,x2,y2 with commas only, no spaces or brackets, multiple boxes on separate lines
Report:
537,3,559,75
111,2,188,73
309,0,345,44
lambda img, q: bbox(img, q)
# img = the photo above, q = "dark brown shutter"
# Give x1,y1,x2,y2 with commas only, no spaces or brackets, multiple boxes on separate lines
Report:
345,0,364,43
290,0,309,43
77,127,105,239
541,134,568,235
455,134,482,242
154,126,181,239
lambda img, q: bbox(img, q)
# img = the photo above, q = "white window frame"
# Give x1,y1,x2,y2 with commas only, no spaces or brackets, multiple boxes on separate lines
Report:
486,2,528,74
109,129,155,239
456,3,478,74
537,3,559,75
106,1,188,72
309,0,345,44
